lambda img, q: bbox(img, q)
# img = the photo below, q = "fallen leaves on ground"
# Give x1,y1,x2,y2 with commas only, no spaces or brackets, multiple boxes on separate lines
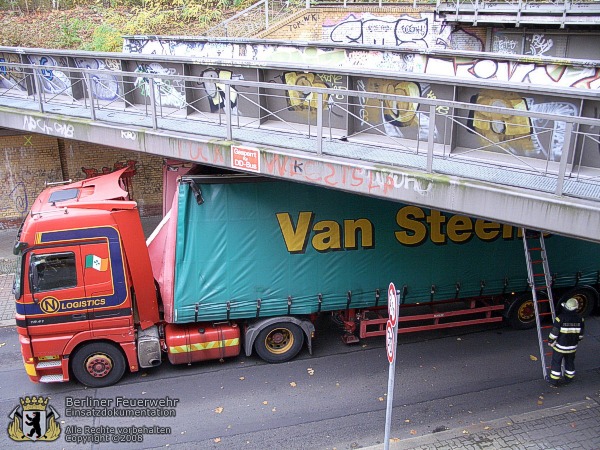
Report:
213,437,221,443
307,368,315,375
529,355,538,361
290,381,297,387
214,407,224,414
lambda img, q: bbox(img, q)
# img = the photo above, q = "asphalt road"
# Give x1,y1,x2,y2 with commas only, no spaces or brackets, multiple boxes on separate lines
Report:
0,315,598,449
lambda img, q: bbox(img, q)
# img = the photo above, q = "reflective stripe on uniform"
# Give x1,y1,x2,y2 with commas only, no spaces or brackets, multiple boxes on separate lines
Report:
559,326,582,333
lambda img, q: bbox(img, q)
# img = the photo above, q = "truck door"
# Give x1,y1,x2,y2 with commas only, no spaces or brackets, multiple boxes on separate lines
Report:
25,247,89,355
81,242,131,333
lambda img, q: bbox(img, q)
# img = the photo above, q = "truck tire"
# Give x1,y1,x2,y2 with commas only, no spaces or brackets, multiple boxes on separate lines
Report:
558,287,597,317
254,323,304,363
71,342,126,388
507,294,538,330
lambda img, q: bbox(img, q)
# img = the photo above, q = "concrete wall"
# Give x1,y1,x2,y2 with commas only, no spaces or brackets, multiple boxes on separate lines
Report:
257,6,600,58
261,7,487,53
0,133,163,229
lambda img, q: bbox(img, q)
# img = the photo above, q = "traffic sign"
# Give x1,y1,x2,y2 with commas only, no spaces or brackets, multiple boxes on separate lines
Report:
386,319,395,363
388,282,398,326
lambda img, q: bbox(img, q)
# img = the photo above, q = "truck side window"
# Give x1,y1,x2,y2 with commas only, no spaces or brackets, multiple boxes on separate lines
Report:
30,252,77,292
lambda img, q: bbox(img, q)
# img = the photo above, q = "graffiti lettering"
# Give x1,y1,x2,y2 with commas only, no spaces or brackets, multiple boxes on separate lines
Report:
528,34,553,56
263,154,432,196
121,130,137,140
81,160,138,179
23,116,74,138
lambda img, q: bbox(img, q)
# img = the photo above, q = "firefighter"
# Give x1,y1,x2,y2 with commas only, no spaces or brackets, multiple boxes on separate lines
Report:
546,297,585,386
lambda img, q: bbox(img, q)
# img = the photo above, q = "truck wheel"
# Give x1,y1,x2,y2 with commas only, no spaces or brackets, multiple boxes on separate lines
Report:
507,294,538,330
558,287,597,317
254,323,304,363
71,342,126,388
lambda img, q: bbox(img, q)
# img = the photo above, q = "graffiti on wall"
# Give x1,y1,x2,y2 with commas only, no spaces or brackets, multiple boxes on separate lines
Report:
467,90,578,161
74,58,120,101
355,78,444,141
0,52,27,91
135,63,186,108
324,13,433,48
22,115,74,138
123,37,600,91
26,55,72,96
81,159,138,179
199,68,243,114
1,140,62,224
283,72,330,113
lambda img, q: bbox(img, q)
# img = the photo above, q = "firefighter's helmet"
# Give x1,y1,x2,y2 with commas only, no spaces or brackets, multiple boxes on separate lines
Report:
563,298,578,312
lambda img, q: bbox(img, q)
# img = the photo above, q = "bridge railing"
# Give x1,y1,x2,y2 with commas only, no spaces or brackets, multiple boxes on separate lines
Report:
1,60,599,200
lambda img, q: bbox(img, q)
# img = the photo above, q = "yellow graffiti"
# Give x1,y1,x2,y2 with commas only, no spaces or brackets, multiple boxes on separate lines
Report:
284,72,329,112
383,81,420,127
361,78,421,128
470,90,533,151
426,90,449,115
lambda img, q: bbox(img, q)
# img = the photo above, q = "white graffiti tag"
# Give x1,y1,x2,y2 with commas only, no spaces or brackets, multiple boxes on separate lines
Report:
121,130,137,140
23,116,74,138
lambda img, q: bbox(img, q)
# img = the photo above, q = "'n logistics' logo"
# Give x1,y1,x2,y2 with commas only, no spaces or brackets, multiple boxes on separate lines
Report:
7,396,61,442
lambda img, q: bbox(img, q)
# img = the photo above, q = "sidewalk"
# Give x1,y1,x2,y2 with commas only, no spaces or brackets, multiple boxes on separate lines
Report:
379,398,600,450
0,226,17,327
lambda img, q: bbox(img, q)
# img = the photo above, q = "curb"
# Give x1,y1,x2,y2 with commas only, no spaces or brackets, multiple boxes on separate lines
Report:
0,319,15,328
365,399,599,449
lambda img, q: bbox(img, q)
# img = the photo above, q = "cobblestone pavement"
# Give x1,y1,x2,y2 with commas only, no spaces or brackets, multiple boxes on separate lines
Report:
0,273,15,327
382,398,600,450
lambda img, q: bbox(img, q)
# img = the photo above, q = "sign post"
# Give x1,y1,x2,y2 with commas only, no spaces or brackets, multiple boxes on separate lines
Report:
384,283,399,450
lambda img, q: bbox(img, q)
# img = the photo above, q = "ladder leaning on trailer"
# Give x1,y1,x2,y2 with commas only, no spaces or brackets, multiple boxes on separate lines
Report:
522,229,557,379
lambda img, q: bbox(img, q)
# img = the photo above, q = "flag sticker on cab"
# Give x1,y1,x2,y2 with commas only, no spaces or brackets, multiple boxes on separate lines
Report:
85,254,108,271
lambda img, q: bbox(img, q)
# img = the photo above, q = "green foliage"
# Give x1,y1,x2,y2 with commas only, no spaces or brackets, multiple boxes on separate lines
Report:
83,23,122,51
56,17,86,48
1,0,279,49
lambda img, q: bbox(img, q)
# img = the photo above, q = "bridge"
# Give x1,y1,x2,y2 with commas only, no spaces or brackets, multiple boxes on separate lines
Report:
1,39,599,241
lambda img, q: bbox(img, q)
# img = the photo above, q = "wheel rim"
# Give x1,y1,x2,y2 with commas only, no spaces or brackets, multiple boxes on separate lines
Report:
264,328,294,355
84,353,113,378
517,300,534,322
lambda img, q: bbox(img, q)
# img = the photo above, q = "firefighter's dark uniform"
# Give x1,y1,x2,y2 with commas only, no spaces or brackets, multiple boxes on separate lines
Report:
548,304,584,385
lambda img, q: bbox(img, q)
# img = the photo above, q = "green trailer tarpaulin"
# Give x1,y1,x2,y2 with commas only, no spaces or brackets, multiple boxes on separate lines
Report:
167,178,599,323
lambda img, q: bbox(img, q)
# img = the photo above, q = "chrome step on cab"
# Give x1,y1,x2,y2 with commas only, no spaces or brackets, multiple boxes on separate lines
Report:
39,374,65,383
36,360,61,369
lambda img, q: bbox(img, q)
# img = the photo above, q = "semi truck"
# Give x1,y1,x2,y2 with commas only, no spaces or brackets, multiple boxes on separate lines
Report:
13,166,600,387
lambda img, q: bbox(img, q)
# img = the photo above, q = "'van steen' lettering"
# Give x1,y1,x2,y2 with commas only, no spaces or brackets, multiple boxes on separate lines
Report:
277,206,520,253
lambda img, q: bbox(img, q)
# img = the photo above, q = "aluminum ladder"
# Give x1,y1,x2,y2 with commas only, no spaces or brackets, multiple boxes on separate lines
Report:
522,229,557,379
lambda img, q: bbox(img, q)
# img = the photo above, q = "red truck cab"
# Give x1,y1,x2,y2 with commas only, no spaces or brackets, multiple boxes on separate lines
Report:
13,169,159,387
